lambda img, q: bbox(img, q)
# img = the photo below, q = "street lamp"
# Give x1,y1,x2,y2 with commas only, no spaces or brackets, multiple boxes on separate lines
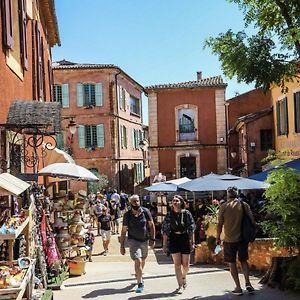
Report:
66,119,78,143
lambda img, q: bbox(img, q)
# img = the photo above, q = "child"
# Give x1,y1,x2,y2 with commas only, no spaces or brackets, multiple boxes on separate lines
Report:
85,227,95,262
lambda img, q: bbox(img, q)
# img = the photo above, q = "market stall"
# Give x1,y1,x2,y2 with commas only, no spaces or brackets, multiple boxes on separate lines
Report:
38,163,98,282
0,173,35,300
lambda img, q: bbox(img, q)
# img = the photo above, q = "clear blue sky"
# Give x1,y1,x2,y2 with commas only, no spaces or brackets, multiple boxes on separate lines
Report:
52,0,254,124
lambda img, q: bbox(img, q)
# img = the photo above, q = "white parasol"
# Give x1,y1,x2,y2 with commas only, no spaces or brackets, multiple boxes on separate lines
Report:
38,163,99,182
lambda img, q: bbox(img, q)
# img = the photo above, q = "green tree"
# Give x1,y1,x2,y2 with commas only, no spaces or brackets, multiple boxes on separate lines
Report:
262,167,300,250
87,173,109,194
205,0,300,91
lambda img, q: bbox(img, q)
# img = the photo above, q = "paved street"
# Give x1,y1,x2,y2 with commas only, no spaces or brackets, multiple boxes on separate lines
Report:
53,234,300,300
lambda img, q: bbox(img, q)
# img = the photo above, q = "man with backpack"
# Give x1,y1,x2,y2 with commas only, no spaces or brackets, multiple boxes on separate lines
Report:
217,186,256,296
119,194,156,293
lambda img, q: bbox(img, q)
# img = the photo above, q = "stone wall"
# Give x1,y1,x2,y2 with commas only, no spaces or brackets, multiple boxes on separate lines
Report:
194,238,297,271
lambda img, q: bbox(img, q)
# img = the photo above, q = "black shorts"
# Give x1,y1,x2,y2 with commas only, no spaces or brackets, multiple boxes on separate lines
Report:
169,232,191,255
224,241,249,263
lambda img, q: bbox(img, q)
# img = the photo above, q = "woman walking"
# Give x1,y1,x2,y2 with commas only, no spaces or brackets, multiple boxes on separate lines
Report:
162,195,196,294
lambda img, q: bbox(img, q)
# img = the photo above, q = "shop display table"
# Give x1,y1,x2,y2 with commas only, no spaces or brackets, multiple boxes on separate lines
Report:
0,259,35,300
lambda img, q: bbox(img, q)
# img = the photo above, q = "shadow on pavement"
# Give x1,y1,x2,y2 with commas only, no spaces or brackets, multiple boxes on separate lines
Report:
128,290,178,299
82,283,136,298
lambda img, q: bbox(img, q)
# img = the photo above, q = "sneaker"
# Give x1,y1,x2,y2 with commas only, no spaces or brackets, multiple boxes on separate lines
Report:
176,285,184,294
103,250,108,256
182,277,187,289
135,282,144,293
231,288,243,296
246,285,255,294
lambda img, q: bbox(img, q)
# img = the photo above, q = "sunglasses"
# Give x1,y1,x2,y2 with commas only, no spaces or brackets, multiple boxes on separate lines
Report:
172,199,181,203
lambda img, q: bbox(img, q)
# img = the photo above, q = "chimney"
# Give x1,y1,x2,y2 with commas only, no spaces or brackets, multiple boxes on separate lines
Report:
197,71,202,80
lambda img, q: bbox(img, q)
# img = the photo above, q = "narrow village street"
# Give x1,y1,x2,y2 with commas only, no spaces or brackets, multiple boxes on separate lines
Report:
53,232,299,300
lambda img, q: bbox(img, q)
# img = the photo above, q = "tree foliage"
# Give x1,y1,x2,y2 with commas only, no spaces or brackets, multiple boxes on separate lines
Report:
205,0,300,91
262,168,300,250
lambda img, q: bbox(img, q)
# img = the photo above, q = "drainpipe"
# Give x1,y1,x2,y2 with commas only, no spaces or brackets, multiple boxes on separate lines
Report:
225,100,229,172
114,69,122,191
31,19,36,100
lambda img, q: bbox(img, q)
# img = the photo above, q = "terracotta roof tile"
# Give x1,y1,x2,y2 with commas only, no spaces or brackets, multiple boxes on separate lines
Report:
145,75,227,90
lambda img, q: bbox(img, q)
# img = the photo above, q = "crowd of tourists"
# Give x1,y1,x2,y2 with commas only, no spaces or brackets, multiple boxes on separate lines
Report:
84,187,258,296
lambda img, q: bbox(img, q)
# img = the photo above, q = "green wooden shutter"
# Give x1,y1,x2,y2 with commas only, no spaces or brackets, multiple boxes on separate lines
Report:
95,83,103,106
132,129,135,149
62,84,69,108
97,124,104,148
284,97,289,135
295,92,300,133
276,101,281,135
124,126,127,148
77,83,84,107
78,125,85,148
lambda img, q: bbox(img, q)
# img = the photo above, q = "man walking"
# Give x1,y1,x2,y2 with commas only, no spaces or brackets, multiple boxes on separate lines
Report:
217,186,255,296
120,194,156,293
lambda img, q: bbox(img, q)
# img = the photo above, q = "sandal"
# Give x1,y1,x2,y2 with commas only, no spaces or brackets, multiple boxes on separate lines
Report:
231,288,243,296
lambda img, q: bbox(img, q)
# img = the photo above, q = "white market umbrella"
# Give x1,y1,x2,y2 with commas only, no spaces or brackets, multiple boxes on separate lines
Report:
179,174,269,192
145,177,191,192
38,163,99,182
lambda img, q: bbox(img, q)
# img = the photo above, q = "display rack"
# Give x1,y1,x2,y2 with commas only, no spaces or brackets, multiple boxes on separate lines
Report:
0,217,29,261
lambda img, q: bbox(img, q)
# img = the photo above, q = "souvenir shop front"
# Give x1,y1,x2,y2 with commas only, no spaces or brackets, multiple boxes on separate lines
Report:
0,168,93,299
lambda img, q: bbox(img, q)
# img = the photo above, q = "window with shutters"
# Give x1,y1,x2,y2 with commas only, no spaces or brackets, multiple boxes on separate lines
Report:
2,0,28,77
85,125,97,148
276,98,288,136
119,86,126,110
78,124,104,149
53,84,69,107
260,129,272,151
130,96,140,116
53,85,62,104
84,84,96,106
294,91,300,133
121,125,128,148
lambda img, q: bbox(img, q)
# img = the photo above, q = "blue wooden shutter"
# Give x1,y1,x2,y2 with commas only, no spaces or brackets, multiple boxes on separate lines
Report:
95,83,103,106
56,132,64,149
62,84,69,108
77,83,84,107
97,124,104,148
78,125,85,148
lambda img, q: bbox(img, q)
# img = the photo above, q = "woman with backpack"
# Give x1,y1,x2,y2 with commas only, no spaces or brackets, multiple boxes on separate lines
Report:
162,194,196,295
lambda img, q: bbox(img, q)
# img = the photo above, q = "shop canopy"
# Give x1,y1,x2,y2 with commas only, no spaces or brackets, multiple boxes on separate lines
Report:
0,173,30,196
179,173,269,192
145,177,191,192
248,158,300,182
